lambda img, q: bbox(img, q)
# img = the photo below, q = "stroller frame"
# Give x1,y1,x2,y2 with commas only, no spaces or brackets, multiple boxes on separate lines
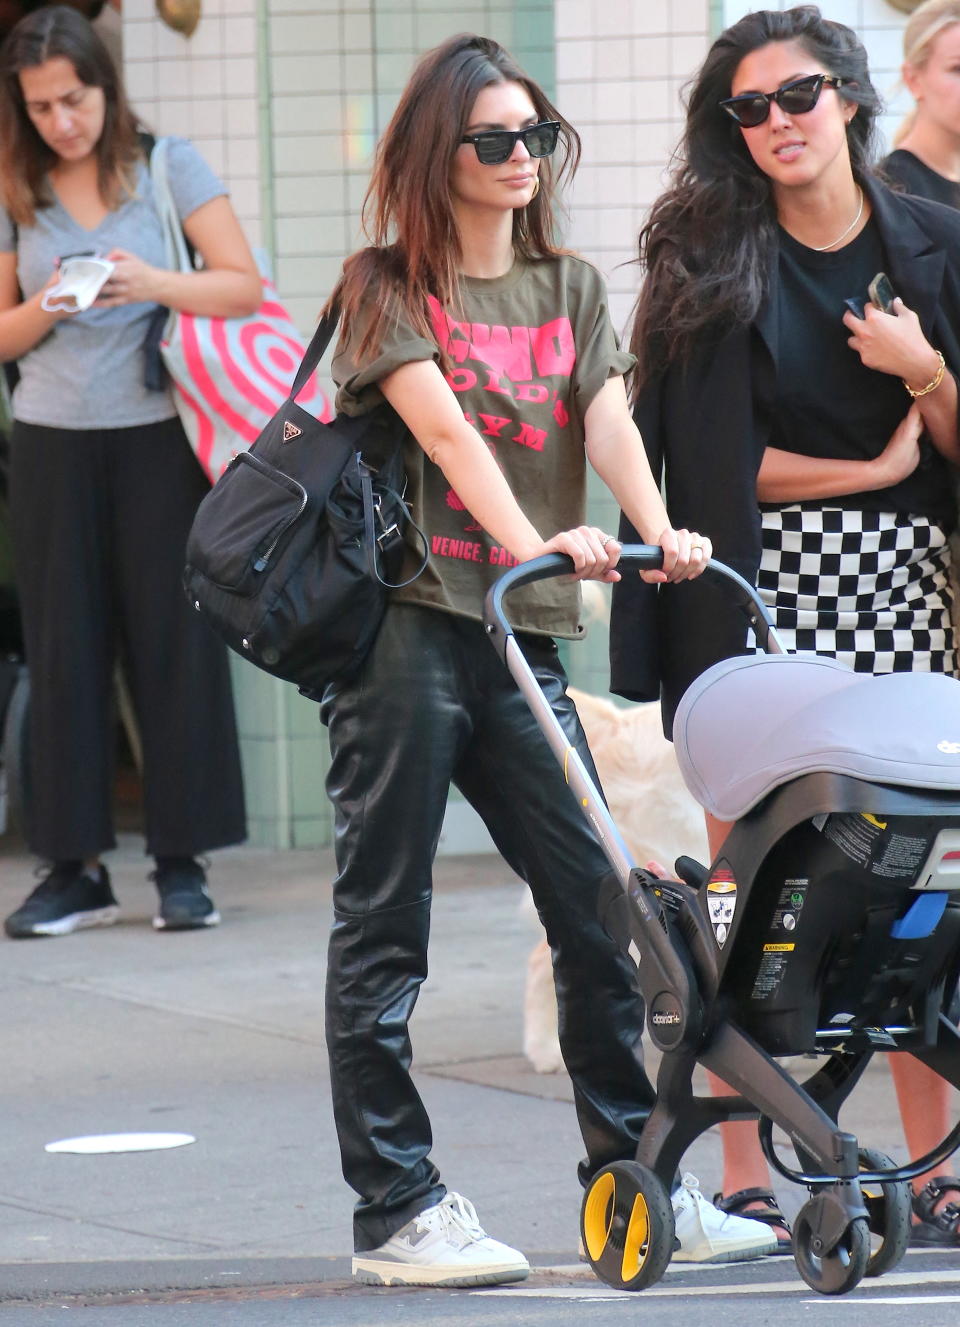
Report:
484,546,960,1296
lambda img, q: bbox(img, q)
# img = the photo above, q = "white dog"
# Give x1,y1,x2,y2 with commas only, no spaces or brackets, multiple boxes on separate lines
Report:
523,685,708,1073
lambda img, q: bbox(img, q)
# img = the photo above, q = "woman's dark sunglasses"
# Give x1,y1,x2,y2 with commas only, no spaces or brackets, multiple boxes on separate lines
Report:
460,120,561,165
719,73,847,128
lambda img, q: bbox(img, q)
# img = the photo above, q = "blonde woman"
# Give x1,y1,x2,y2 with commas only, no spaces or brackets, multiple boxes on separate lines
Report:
884,0,960,205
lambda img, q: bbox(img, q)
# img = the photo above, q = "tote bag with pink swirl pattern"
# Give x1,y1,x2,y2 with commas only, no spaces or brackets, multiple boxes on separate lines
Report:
150,137,332,485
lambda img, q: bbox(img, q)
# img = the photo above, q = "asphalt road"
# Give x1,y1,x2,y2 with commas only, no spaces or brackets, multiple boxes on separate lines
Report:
4,1253,960,1326
2,836,959,1326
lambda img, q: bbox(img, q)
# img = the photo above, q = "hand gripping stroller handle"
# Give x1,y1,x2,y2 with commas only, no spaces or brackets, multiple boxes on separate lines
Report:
482,544,785,665
482,544,714,1050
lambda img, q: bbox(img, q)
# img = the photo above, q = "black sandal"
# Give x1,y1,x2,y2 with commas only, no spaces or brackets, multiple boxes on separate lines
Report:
911,1176,960,1247
714,1187,792,1254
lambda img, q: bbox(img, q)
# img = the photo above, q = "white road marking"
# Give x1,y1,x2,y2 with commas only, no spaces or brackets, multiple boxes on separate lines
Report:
481,1266,960,1301
809,1297,960,1306
537,1260,724,1277
479,1289,633,1300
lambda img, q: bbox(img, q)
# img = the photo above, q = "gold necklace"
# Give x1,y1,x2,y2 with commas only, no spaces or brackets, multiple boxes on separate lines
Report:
811,187,864,252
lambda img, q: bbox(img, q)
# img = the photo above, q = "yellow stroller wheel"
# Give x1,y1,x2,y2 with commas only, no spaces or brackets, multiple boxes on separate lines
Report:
580,1160,674,1290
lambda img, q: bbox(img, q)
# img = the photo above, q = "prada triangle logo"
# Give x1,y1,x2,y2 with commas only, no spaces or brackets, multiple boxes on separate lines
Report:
282,420,302,442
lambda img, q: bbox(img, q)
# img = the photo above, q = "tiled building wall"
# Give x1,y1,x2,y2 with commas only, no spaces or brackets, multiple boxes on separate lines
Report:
554,0,713,697
122,0,263,248
269,0,554,341
556,0,711,336
123,0,294,848
118,1,916,847
121,1,555,849
264,1,556,852
555,0,917,700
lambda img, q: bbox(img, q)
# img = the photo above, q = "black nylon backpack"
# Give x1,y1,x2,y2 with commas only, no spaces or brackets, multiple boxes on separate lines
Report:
183,306,426,700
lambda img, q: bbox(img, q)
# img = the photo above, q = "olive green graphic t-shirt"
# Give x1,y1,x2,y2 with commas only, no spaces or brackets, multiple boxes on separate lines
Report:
333,253,634,637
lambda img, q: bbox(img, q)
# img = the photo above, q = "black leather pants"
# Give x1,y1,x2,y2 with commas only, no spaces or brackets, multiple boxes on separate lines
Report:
321,603,655,1251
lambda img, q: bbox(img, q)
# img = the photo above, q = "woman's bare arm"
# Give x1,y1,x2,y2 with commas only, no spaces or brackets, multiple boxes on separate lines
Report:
757,404,923,503
99,196,261,317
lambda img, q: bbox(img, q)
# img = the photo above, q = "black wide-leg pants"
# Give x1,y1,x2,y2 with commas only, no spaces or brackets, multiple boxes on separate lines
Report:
9,417,246,861
321,602,655,1252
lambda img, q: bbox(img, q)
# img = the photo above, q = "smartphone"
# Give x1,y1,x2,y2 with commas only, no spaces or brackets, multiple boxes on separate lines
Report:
867,271,897,314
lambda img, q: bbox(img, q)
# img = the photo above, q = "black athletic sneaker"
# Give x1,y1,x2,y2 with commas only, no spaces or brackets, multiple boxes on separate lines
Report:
4,862,119,939
151,858,220,931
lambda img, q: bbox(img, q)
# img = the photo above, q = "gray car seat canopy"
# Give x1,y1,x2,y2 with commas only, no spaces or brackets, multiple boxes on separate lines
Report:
673,653,960,821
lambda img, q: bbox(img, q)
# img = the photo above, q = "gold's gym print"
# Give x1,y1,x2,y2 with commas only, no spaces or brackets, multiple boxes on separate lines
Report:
428,294,576,571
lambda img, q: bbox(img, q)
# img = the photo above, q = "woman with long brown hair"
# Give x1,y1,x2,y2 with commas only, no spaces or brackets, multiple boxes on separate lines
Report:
314,31,764,1290
0,6,258,935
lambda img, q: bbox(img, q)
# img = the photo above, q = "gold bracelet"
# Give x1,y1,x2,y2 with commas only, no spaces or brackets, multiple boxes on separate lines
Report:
904,350,946,399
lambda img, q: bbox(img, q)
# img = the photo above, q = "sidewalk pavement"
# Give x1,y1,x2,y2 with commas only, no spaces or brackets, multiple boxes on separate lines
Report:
0,832,935,1301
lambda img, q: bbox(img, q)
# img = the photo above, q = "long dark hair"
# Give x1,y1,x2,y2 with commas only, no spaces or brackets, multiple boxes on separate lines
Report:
327,33,580,371
631,5,881,392
0,4,140,226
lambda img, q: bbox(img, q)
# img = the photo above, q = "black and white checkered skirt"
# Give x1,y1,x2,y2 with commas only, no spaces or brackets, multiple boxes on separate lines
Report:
756,505,957,676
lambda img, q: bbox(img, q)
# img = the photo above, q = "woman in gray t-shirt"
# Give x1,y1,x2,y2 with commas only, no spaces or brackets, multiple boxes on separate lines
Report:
0,6,258,937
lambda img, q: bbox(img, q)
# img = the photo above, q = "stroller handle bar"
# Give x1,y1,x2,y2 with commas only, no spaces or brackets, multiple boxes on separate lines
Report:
483,545,786,664
481,548,781,891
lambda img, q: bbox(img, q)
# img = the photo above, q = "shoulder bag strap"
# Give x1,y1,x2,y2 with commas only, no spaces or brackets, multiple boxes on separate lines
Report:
149,137,194,276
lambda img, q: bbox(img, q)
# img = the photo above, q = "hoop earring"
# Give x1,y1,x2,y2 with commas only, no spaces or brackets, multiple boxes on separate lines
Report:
530,177,540,200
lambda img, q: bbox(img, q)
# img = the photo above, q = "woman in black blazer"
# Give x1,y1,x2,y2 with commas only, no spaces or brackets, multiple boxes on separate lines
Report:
611,5,960,1250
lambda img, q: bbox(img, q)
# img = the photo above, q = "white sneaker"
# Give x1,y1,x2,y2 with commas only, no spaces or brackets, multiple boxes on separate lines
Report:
352,1191,531,1288
672,1173,778,1263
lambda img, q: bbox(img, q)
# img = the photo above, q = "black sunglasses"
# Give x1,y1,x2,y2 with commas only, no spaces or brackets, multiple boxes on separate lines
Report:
719,74,847,128
460,120,560,165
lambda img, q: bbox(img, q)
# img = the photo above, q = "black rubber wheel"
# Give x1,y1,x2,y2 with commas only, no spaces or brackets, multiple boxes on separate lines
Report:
858,1146,912,1278
793,1204,870,1295
580,1160,675,1291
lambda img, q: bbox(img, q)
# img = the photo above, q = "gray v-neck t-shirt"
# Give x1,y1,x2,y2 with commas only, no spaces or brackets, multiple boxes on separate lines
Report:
0,137,224,430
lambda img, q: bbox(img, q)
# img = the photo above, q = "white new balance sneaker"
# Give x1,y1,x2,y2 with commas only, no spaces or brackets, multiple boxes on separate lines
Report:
671,1173,778,1263
352,1191,531,1288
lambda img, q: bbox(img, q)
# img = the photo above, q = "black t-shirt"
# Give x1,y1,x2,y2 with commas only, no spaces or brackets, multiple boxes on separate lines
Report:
769,219,951,523
882,149,960,211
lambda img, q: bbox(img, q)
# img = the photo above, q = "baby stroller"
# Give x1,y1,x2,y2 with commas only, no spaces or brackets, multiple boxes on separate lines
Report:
484,546,960,1297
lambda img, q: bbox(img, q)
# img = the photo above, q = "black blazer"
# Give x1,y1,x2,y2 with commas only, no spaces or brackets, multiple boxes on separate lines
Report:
610,176,960,736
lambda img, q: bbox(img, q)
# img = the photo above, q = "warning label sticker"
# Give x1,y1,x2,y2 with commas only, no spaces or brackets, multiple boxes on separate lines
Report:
751,948,789,1001
823,813,930,880
824,813,881,867
707,866,737,949
873,834,928,879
